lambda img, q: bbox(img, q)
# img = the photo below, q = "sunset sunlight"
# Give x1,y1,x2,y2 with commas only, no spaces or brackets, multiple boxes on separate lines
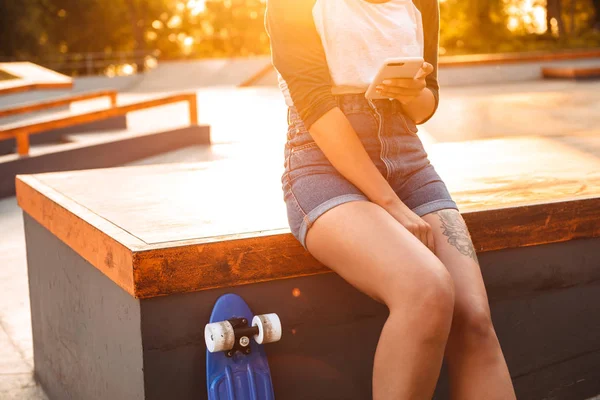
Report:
1,0,599,399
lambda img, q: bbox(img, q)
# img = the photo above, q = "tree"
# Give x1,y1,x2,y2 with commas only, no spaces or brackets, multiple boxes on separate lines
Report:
590,0,600,29
546,0,566,36
0,0,54,58
440,0,508,54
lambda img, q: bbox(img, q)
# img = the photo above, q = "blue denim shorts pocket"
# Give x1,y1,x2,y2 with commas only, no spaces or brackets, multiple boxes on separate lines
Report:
281,96,459,250
288,142,334,183
392,111,419,137
344,110,379,136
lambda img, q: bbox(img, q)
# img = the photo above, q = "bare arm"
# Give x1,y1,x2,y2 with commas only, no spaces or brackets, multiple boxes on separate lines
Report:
377,62,437,124
309,107,436,252
377,0,442,125
266,0,435,251
398,87,436,124
309,107,399,208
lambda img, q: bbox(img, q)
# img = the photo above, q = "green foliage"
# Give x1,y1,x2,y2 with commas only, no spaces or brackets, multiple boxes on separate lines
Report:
1,0,599,66
439,0,510,54
0,0,52,58
439,0,600,55
148,0,269,59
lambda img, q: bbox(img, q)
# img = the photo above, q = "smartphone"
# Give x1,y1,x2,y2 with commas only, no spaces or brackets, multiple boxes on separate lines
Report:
365,56,425,100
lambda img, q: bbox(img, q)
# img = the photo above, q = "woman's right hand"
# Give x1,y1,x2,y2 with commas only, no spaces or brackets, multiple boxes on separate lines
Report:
382,200,435,253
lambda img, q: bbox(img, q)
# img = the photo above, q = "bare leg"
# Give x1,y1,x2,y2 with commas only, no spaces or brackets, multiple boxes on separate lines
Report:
305,200,455,400
422,209,516,400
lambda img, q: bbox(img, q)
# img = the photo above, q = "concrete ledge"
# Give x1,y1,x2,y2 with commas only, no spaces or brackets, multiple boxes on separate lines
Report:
16,135,600,399
15,135,600,298
0,115,128,156
439,48,600,67
23,215,600,400
43,114,128,135
542,66,600,80
1,124,210,198
251,49,600,87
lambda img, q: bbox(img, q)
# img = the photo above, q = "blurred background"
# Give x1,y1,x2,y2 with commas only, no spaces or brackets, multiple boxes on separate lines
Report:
1,0,599,77
1,2,600,399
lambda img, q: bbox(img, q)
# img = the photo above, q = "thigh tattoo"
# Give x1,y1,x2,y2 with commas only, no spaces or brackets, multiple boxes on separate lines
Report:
435,210,478,262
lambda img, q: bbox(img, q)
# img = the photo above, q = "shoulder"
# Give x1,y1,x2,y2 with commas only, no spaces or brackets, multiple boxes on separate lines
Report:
412,0,439,14
266,0,322,37
266,0,319,27
266,0,318,14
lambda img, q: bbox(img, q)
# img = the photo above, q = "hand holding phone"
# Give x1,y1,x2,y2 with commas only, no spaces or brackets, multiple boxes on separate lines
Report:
365,57,428,101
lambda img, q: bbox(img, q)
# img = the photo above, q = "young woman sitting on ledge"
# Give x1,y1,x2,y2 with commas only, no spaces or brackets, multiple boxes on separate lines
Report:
265,0,517,398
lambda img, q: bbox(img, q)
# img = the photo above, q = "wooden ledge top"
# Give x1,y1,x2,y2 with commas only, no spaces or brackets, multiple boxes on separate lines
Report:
0,62,73,95
17,136,600,299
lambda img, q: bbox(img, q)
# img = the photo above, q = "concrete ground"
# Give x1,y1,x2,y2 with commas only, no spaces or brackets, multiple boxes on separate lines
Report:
1,79,600,399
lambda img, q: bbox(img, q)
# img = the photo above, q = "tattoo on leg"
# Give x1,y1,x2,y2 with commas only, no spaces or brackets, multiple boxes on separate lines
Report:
435,210,478,262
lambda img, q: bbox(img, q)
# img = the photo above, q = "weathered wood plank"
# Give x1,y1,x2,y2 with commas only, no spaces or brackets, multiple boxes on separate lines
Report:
16,175,144,295
15,136,600,298
133,232,326,298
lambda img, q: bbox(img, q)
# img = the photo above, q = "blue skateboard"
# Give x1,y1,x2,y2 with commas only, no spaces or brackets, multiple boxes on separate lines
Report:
205,294,282,400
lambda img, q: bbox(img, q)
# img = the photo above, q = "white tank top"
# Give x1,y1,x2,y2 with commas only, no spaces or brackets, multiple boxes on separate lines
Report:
312,0,424,95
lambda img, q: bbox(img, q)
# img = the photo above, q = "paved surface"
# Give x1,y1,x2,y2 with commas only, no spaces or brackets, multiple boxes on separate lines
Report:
0,196,47,400
1,78,600,399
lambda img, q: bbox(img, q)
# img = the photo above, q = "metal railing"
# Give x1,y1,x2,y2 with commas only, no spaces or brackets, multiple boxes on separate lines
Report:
0,50,160,77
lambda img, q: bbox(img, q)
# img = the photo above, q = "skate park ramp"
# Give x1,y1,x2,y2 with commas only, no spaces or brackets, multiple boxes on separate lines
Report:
126,56,272,93
0,62,73,95
0,56,273,110
250,49,600,87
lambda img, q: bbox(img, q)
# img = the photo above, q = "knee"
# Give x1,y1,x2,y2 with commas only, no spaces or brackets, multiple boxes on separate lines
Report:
451,302,496,347
414,267,456,334
387,260,455,342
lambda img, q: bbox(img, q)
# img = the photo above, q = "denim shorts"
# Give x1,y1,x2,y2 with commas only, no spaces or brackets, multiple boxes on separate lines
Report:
281,93,459,250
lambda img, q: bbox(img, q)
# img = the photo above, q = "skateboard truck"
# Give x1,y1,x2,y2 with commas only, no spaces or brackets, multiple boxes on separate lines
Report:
224,317,256,357
205,313,282,356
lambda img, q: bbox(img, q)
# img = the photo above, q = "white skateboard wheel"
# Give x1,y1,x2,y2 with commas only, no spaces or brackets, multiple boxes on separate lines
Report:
205,321,235,353
252,313,282,345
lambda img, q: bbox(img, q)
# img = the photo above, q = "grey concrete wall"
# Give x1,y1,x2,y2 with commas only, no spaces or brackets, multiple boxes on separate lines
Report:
140,236,600,400
23,208,600,399
23,215,145,400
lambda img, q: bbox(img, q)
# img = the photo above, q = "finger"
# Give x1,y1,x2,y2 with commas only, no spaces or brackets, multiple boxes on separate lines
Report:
410,225,420,242
376,91,419,102
377,92,416,104
394,95,416,105
416,227,424,247
376,85,422,96
376,88,419,99
415,62,434,79
382,78,425,89
421,228,429,249
413,224,424,246
427,227,435,253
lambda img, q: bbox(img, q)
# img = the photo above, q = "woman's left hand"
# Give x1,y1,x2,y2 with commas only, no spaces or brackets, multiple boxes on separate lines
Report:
376,62,434,105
